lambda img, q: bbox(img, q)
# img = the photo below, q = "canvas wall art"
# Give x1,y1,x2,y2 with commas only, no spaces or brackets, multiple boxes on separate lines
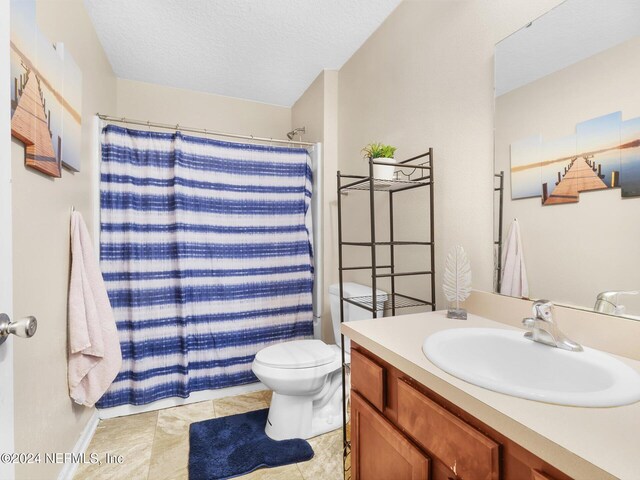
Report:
10,0,83,177
511,111,640,205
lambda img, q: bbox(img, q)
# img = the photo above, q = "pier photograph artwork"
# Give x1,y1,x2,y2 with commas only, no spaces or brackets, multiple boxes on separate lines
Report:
10,0,83,177
511,111,640,205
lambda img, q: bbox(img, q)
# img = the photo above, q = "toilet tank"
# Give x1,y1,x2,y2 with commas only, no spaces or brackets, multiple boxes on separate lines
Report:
329,282,388,353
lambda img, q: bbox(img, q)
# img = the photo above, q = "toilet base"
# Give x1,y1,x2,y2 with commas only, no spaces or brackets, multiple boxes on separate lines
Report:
265,383,348,440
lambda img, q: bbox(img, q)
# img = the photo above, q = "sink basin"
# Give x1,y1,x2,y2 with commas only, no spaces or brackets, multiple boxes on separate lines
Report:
423,328,640,407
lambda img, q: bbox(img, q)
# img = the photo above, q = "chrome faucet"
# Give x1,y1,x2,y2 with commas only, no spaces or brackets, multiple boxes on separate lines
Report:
522,300,582,352
593,291,638,315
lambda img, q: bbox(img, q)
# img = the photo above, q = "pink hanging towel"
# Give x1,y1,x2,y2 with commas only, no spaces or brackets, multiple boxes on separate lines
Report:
68,211,122,407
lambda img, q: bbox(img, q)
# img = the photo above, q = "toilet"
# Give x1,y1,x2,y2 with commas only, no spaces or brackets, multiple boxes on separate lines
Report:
252,282,388,440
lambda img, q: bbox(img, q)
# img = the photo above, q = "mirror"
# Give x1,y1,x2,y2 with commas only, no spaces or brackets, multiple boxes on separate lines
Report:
494,0,640,319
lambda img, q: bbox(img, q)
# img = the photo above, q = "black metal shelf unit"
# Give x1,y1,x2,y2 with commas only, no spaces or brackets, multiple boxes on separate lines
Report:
494,171,504,292
337,150,436,479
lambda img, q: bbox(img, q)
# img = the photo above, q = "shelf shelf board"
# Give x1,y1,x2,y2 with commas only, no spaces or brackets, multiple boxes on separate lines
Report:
340,264,393,271
342,241,432,247
340,177,431,193
343,292,433,312
375,270,432,278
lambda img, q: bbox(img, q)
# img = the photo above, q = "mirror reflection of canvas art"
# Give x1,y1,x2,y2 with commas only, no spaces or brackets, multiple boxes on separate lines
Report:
10,0,83,177
510,111,640,205
621,118,640,198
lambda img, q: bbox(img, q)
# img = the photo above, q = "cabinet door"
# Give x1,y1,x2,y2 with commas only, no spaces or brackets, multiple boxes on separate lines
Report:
351,348,385,411
397,380,500,480
352,391,430,480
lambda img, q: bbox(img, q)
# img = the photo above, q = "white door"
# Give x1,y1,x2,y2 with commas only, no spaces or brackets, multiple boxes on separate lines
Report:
0,1,15,479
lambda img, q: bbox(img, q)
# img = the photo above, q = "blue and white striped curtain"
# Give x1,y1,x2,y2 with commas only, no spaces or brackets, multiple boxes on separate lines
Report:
96,125,314,408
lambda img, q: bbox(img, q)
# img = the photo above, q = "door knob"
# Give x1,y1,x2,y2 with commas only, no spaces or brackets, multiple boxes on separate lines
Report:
0,313,38,346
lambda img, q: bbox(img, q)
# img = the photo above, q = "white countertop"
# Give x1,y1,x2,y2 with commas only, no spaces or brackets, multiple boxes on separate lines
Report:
342,311,640,480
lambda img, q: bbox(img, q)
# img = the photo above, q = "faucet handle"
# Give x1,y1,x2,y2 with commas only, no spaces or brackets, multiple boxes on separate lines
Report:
597,290,639,299
532,300,553,321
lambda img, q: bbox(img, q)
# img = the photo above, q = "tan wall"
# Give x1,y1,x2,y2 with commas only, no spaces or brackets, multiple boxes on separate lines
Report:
291,70,340,342
292,72,325,144
116,78,291,138
291,73,326,340
337,0,563,309
322,71,339,341
496,37,640,314
11,1,116,478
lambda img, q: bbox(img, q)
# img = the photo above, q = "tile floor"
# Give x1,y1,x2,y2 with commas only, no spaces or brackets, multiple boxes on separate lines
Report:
74,390,345,480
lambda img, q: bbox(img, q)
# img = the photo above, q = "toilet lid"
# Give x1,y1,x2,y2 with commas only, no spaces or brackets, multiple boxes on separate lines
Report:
254,340,337,369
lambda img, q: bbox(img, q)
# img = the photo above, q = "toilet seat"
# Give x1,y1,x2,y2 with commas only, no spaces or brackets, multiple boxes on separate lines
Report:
254,339,337,369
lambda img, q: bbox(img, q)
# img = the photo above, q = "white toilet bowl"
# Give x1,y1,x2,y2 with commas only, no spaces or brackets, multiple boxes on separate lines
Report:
253,340,345,440
252,282,387,440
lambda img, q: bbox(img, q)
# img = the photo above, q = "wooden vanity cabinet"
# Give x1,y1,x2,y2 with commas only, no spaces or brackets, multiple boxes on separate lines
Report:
350,344,573,480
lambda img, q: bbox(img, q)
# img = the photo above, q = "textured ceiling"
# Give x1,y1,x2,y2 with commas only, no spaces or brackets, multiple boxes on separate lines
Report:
84,0,402,106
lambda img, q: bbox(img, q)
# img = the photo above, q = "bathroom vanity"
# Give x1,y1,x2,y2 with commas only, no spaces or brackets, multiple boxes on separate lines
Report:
343,310,640,480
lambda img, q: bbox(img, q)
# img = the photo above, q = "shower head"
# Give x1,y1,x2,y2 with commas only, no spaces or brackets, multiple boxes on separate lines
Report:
287,127,306,140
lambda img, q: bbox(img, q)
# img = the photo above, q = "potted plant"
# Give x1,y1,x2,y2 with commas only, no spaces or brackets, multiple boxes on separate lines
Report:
361,142,397,180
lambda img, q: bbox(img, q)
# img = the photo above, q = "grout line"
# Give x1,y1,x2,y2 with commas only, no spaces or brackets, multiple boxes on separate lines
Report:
144,411,160,480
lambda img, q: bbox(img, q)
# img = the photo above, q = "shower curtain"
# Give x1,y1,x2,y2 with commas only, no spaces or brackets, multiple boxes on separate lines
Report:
96,125,314,408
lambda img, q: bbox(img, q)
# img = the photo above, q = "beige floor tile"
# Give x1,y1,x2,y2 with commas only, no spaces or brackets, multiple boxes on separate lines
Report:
297,428,344,480
239,464,305,480
73,390,344,480
147,401,216,480
74,411,158,480
213,391,269,417
344,452,351,480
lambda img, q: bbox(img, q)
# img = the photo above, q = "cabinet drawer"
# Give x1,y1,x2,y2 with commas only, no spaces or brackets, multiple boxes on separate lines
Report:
352,391,430,480
397,379,500,480
351,348,385,411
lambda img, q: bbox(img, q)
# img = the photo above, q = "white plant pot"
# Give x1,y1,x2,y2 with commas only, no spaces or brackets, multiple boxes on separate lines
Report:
373,158,396,180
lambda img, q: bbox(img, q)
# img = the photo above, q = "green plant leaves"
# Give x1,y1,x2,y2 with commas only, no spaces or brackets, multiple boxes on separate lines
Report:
361,142,397,159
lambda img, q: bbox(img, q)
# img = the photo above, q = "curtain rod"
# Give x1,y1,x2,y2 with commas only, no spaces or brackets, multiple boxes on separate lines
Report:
96,114,315,147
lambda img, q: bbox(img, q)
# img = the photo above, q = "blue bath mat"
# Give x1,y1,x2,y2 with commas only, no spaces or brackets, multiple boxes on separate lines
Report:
188,408,314,480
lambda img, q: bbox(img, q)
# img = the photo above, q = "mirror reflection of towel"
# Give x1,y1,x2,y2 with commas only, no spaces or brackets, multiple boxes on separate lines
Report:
500,219,529,298
68,211,122,407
